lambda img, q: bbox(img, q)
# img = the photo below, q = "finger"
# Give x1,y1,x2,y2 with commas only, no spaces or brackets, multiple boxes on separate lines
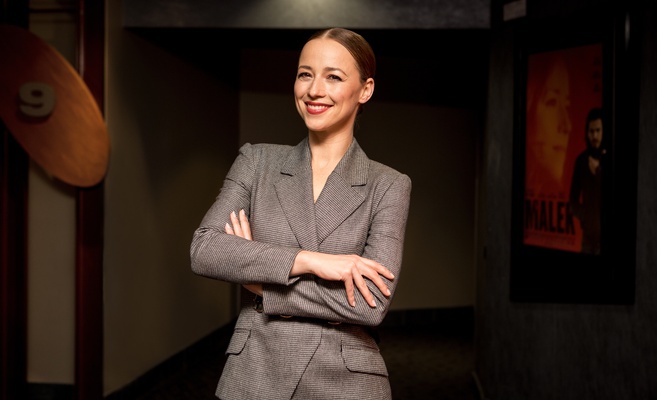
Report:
358,258,394,292
230,211,244,237
363,258,395,280
353,272,377,307
225,222,235,235
239,209,252,240
364,270,392,297
343,279,356,307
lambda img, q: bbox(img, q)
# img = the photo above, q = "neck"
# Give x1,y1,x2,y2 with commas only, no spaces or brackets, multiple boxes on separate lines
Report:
308,131,352,170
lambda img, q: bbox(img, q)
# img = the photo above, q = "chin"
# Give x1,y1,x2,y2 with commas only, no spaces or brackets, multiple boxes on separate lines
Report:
304,123,326,133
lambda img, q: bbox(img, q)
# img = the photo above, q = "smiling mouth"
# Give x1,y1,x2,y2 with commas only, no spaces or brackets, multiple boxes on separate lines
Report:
306,102,331,114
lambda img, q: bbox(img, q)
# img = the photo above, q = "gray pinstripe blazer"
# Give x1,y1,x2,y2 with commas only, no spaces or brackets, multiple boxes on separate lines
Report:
191,137,411,400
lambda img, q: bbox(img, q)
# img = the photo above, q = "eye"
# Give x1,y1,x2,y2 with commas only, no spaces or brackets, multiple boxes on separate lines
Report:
297,72,312,80
544,98,557,107
327,74,343,81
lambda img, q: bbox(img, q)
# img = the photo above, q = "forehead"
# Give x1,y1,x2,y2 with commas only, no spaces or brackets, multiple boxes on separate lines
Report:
298,38,356,70
588,119,603,128
544,63,570,92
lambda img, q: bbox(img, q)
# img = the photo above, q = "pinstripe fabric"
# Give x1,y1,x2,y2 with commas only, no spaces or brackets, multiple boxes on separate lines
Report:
191,137,411,400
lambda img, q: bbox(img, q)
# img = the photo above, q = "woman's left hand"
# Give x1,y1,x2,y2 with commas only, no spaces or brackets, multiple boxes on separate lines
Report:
226,209,263,296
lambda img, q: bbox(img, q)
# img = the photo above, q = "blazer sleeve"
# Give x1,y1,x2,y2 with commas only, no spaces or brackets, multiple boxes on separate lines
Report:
190,143,302,285
262,172,412,327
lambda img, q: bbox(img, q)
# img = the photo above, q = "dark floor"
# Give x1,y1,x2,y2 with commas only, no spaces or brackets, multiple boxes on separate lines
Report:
379,325,478,400
126,311,478,400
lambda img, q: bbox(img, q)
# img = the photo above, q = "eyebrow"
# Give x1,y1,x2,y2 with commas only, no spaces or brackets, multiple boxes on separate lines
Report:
298,65,348,75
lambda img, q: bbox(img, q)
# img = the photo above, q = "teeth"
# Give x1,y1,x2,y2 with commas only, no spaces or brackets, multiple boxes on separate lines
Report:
308,104,329,111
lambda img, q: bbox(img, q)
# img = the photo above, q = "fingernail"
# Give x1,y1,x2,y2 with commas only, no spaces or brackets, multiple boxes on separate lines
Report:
386,289,391,296
231,211,236,218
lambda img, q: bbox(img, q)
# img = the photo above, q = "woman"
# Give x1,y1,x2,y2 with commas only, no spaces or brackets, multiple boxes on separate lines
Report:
191,28,412,400
525,53,573,197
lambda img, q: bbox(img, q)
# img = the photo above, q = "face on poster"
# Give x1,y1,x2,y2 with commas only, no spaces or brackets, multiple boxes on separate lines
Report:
523,43,603,253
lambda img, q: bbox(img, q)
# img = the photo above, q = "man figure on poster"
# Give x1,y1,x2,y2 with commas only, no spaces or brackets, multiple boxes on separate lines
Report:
569,107,605,255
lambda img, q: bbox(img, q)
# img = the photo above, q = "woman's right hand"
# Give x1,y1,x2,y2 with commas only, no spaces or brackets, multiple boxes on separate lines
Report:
292,250,394,308
225,209,262,296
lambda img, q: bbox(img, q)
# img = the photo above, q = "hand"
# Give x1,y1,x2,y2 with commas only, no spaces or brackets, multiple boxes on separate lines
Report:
243,283,263,296
225,210,262,296
293,251,394,308
225,209,252,240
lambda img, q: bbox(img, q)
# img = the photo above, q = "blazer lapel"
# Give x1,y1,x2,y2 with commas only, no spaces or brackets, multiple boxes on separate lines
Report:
314,139,368,245
274,138,320,251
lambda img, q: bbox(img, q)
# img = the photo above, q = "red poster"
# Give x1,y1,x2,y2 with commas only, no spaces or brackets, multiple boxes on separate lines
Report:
523,44,603,253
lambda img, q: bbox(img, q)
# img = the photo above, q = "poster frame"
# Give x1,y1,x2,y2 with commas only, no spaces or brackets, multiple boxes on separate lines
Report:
509,9,639,304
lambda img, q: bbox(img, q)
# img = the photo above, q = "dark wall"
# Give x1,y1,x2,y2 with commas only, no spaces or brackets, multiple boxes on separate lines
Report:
123,0,489,29
125,1,492,313
477,1,657,398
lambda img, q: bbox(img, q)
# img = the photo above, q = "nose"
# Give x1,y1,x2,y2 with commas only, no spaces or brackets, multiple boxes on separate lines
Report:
594,129,603,141
308,78,325,98
558,105,572,135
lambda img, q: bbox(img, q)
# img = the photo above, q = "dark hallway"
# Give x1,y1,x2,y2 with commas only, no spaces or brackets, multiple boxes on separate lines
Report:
112,310,479,400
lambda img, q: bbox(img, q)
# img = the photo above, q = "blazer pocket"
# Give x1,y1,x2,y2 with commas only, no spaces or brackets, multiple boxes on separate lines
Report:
225,329,250,355
341,345,389,377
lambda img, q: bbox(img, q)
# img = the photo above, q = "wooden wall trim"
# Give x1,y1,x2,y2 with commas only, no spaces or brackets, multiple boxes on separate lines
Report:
75,0,105,399
1,2,30,399
0,129,28,400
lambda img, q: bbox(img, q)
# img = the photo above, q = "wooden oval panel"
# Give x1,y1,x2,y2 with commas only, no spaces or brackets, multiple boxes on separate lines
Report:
0,24,109,187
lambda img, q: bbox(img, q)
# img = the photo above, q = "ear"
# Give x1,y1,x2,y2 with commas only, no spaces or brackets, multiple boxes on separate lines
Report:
359,78,375,104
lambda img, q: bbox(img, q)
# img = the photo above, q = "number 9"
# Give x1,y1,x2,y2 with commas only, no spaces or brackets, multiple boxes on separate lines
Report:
19,82,55,118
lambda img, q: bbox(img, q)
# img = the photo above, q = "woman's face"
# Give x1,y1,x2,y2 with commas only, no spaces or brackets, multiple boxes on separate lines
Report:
294,38,373,136
529,61,572,183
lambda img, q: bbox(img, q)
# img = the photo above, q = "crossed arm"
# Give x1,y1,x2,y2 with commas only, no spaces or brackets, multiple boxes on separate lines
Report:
226,209,394,308
191,144,411,324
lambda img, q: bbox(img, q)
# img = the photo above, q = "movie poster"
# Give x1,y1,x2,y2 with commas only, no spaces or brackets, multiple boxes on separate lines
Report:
523,43,603,253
